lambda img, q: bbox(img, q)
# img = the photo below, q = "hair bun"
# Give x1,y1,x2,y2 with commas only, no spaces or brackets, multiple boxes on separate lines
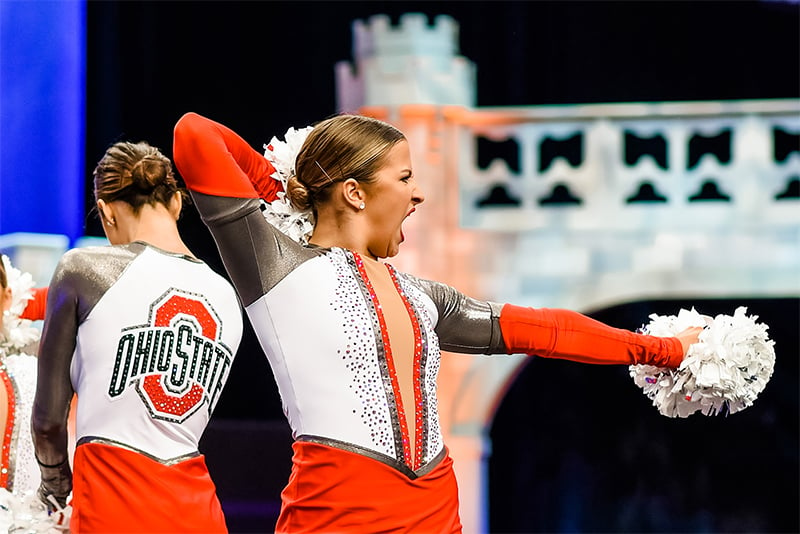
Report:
286,175,312,211
129,154,169,192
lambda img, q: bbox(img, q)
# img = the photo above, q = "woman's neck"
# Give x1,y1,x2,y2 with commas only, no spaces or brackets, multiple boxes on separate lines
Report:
309,213,378,260
117,206,193,257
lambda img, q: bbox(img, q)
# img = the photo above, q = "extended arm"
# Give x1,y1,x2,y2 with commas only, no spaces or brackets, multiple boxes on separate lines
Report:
419,277,685,366
497,304,684,366
173,112,313,306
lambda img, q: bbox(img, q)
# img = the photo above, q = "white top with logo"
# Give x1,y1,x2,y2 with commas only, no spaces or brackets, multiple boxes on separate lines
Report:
69,244,242,461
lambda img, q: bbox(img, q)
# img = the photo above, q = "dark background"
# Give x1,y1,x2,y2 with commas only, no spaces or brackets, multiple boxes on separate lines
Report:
491,297,798,533
84,1,799,532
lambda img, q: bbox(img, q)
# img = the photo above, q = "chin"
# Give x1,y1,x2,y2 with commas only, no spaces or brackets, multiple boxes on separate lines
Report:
383,243,400,258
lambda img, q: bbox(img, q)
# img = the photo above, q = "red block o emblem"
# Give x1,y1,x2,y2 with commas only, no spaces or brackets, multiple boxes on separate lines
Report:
135,290,224,422
154,294,218,340
141,374,205,418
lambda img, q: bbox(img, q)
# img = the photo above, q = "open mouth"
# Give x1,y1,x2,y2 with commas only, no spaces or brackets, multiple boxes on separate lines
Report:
401,208,416,243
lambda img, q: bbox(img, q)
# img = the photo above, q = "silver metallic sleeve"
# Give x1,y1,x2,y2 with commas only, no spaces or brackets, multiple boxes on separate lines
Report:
189,192,320,307
32,246,133,466
411,276,506,354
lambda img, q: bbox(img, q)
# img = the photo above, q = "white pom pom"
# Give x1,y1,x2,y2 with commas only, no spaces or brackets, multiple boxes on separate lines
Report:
0,488,71,532
630,307,776,418
261,126,315,245
0,255,40,356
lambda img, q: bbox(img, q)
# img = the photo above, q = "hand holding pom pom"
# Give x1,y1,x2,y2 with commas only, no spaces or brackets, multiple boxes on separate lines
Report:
675,325,703,357
630,307,776,418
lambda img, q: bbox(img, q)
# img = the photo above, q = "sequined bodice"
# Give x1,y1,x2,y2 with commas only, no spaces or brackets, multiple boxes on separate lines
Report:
245,248,444,477
0,352,39,495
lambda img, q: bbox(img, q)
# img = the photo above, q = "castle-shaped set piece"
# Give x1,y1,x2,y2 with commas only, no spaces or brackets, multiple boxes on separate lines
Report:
335,13,476,112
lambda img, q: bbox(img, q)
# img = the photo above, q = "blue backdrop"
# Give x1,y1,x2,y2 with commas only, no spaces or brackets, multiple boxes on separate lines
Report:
0,0,86,243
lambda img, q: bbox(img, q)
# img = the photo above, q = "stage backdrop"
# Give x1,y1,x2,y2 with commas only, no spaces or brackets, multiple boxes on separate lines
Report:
0,0,86,243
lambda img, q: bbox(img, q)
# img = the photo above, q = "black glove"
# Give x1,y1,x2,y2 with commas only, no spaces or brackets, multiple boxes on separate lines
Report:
36,458,72,512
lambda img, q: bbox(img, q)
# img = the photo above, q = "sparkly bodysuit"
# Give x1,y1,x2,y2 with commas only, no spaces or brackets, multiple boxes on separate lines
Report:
0,348,40,499
0,260,46,500
0,272,47,532
35,242,243,532
173,112,683,533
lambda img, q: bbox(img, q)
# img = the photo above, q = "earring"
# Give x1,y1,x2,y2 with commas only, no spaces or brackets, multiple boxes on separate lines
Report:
359,202,365,210
105,218,116,227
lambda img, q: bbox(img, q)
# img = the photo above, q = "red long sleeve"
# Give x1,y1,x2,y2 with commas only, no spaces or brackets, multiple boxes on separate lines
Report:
173,112,282,201
499,303,683,367
20,286,48,321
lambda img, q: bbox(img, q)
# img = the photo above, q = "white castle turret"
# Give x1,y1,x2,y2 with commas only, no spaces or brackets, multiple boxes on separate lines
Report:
335,13,476,112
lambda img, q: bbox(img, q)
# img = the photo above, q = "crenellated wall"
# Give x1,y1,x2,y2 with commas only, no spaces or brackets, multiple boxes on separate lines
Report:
335,13,476,112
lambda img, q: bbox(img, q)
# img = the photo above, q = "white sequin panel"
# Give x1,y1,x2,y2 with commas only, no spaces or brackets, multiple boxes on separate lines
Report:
250,249,399,460
392,272,445,463
332,250,399,457
4,353,39,495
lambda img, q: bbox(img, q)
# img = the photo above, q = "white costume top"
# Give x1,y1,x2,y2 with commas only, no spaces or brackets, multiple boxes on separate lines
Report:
40,242,243,462
0,256,42,496
0,256,59,531
173,112,682,479
247,247,456,471
2,354,39,494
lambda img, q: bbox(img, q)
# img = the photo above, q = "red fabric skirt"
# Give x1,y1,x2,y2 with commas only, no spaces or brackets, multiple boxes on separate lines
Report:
276,441,462,533
70,442,226,533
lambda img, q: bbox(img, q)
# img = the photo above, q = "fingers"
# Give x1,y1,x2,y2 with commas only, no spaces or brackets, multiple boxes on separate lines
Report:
38,484,67,512
677,326,704,355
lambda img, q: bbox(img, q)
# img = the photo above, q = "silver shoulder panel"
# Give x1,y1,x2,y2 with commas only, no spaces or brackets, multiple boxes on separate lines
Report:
50,244,141,323
408,275,506,354
190,191,321,306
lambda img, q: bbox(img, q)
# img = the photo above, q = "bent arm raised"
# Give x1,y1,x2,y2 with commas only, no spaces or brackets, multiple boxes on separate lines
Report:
173,112,314,306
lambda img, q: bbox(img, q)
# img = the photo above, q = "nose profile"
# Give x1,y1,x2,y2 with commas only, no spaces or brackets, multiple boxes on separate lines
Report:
413,184,425,205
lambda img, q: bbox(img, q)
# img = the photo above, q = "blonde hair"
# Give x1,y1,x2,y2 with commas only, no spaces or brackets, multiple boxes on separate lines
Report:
288,115,405,213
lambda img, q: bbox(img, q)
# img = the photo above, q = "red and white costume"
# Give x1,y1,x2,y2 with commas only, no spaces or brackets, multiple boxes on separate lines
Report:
35,242,243,533
0,353,39,495
0,259,45,498
173,112,683,533
0,258,67,531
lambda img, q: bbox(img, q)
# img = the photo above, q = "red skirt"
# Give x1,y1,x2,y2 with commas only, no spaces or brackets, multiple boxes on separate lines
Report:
70,442,227,533
276,441,462,533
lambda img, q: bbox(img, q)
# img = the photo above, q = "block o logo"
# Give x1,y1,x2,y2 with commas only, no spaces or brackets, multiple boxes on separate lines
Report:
111,288,233,423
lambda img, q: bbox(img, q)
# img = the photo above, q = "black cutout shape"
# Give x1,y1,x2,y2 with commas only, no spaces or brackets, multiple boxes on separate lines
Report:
477,184,522,207
624,131,668,169
476,136,520,174
539,133,583,172
773,128,800,163
689,180,731,202
626,182,668,203
538,184,583,206
688,129,732,169
775,177,800,200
